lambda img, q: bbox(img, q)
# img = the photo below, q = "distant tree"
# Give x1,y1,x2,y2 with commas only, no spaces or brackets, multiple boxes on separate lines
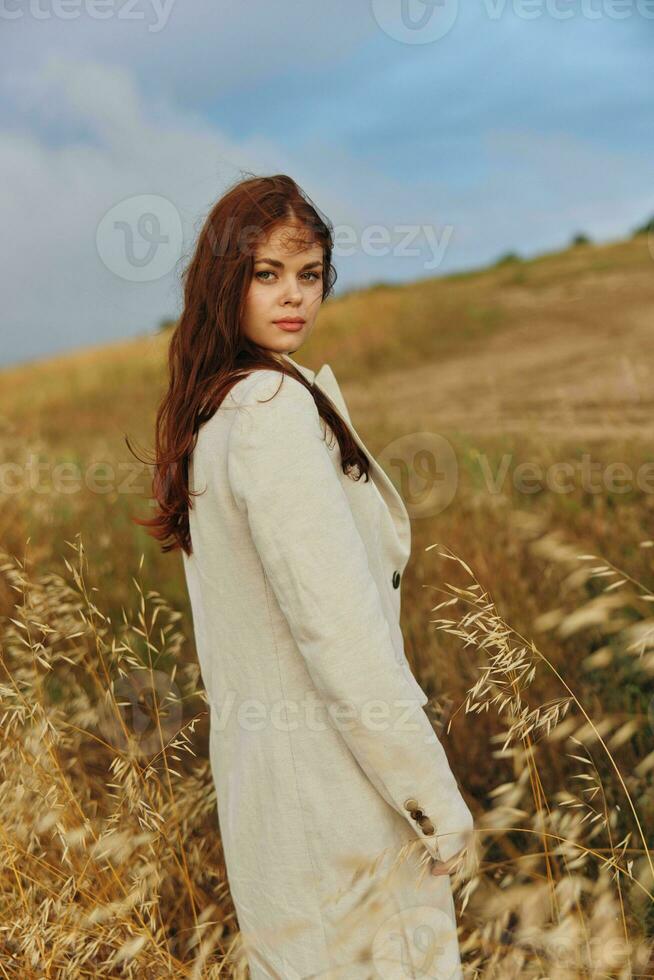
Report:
494,251,522,266
157,317,178,333
632,215,654,237
571,232,591,246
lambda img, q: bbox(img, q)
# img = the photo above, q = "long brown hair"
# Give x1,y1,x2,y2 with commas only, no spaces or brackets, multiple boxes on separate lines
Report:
129,173,371,556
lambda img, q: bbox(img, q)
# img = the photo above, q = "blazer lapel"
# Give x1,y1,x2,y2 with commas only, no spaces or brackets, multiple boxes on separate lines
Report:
282,354,411,557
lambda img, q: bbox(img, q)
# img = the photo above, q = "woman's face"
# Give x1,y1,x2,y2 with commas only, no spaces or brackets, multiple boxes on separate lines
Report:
241,221,325,360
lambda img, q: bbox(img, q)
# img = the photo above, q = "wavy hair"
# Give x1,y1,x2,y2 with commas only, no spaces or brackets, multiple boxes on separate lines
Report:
129,173,371,555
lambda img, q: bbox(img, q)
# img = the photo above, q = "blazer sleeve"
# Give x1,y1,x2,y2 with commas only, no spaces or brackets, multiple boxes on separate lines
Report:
226,370,474,865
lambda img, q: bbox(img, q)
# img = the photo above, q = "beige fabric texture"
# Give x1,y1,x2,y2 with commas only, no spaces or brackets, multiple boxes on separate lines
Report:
182,354,474,978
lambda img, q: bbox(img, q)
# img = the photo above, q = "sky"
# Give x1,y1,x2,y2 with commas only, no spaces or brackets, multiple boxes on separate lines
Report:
1,0,653,368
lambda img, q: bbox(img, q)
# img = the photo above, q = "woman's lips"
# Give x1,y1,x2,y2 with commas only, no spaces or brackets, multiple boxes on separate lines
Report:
274,320,305,332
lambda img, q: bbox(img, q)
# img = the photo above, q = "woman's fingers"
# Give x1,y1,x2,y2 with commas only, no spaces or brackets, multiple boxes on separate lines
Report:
430,859,449,876
430,845,467,876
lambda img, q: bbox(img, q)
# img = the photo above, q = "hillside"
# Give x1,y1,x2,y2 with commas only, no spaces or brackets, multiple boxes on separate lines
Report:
1,234,652,446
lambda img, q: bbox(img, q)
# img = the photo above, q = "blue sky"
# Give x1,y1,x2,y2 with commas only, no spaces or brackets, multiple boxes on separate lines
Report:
1,0,653,367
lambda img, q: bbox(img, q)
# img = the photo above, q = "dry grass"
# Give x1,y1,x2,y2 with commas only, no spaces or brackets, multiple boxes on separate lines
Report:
1,233,653,975
0,539,240,976
1,530,652,975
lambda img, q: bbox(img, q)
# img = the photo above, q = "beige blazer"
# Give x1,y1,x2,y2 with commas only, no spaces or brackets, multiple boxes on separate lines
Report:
182,354,474,979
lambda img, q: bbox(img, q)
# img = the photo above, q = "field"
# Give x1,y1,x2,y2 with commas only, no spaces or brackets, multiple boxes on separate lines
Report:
1,234,653,976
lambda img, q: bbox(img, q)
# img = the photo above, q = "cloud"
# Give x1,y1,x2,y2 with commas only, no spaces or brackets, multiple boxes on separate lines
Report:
0,54,472,366
1,4,653,366
0,55,298,365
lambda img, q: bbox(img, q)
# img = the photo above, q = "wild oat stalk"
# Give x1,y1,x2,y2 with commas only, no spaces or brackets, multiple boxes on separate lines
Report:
0,536,235,977
423,533,653,977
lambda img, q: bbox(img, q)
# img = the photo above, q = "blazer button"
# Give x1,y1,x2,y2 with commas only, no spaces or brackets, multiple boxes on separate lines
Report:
418,815,435,835
404,798,420,811
392,570,401,589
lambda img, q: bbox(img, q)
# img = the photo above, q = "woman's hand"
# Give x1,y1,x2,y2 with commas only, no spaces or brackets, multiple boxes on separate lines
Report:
430,845,467,876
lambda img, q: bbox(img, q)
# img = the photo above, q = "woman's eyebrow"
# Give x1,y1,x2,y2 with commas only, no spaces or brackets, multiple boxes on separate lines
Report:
254,257,322,270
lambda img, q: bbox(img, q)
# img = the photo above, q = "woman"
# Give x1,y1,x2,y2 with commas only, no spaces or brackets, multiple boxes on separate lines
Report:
143,174,477,978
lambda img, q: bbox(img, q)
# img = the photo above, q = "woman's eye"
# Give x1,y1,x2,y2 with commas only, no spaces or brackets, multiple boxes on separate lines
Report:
255,270,322,282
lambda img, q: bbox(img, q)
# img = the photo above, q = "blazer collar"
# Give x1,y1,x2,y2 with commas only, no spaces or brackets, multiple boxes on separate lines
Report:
281,354,411,556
